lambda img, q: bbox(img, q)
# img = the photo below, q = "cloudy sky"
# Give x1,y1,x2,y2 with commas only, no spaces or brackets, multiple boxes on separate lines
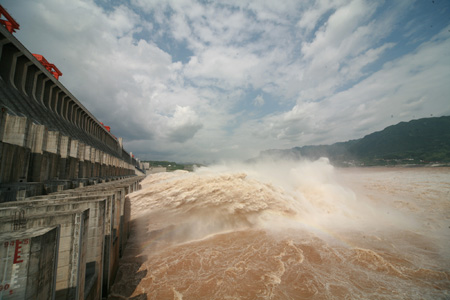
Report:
3,0,450,163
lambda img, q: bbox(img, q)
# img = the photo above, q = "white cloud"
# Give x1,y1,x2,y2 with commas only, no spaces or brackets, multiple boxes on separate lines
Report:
166,106,203,143
297,0,344,35
253,95,265,107
184,48,260,89
297,0,395,100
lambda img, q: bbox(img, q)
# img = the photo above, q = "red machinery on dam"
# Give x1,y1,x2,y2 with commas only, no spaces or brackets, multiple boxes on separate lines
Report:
0,5,145,299
32,53,63,80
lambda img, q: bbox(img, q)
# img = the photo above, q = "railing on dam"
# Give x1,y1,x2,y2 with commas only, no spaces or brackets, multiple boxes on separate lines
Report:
0,21,144,202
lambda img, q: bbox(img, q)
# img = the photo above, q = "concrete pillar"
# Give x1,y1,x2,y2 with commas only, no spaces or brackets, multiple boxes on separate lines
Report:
42,81,56,110
83,146,91,178
73,108,79,128
65,100,74,123
27,122,46,153
57,95,64,119
0,114,31,183
36,77,51,107
1,114,28,147
19,61,34,96
11,52,26,91
49,88,61,113
69,139,78,159
45,131,60,155
60,136,69,158
58,135,70,180
44,131,61,180
30,70,44,103
77,142,85,178
27,123,49,182
95,150,101,178
8,52,22,89
68,139,80,180
0,43,16,84
0,37,8,62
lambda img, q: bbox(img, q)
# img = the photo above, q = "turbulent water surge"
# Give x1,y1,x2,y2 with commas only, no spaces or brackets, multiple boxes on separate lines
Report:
109,159,450,300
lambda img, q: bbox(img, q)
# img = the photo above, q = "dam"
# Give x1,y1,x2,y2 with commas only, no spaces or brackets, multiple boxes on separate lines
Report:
0,6,145,299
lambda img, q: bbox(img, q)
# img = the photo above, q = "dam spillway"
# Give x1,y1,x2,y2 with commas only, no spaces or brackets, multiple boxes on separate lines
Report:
0,7,146,299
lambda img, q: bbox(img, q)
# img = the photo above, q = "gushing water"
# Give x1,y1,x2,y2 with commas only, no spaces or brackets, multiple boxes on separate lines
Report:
109,159,450,299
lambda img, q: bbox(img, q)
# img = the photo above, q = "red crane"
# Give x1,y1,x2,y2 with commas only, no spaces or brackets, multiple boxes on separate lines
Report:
100,122,117,139
0,5,20,33
100,122,111,132
32,54,63,80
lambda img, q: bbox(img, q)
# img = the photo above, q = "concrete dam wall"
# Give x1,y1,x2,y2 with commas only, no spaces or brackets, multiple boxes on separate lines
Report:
0,8,147,299
0,22,143,202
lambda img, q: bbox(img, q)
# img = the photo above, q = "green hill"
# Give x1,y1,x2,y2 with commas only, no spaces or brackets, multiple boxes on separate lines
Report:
261,116,450,166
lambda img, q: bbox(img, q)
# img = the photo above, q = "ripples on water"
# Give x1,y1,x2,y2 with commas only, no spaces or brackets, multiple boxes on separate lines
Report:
109,159,450,299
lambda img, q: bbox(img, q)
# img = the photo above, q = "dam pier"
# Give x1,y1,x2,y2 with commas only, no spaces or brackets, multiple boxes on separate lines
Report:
0,6,145,299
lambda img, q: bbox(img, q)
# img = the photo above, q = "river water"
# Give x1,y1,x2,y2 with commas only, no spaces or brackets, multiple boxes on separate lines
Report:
109,159,450,299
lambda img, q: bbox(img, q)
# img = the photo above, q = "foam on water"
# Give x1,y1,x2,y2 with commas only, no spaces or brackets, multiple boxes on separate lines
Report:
109,159,450,300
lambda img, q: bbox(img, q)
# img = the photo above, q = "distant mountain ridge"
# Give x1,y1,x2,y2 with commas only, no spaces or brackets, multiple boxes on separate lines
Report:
259,116,450,166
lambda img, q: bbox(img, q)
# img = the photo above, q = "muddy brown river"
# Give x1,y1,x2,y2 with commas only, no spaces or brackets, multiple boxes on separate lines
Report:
109,160,450,299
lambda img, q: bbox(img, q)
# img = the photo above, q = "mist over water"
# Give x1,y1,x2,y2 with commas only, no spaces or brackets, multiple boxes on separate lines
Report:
109,159,450,300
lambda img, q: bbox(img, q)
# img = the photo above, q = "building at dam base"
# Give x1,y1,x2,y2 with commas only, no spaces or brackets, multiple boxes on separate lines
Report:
0,7,146,299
